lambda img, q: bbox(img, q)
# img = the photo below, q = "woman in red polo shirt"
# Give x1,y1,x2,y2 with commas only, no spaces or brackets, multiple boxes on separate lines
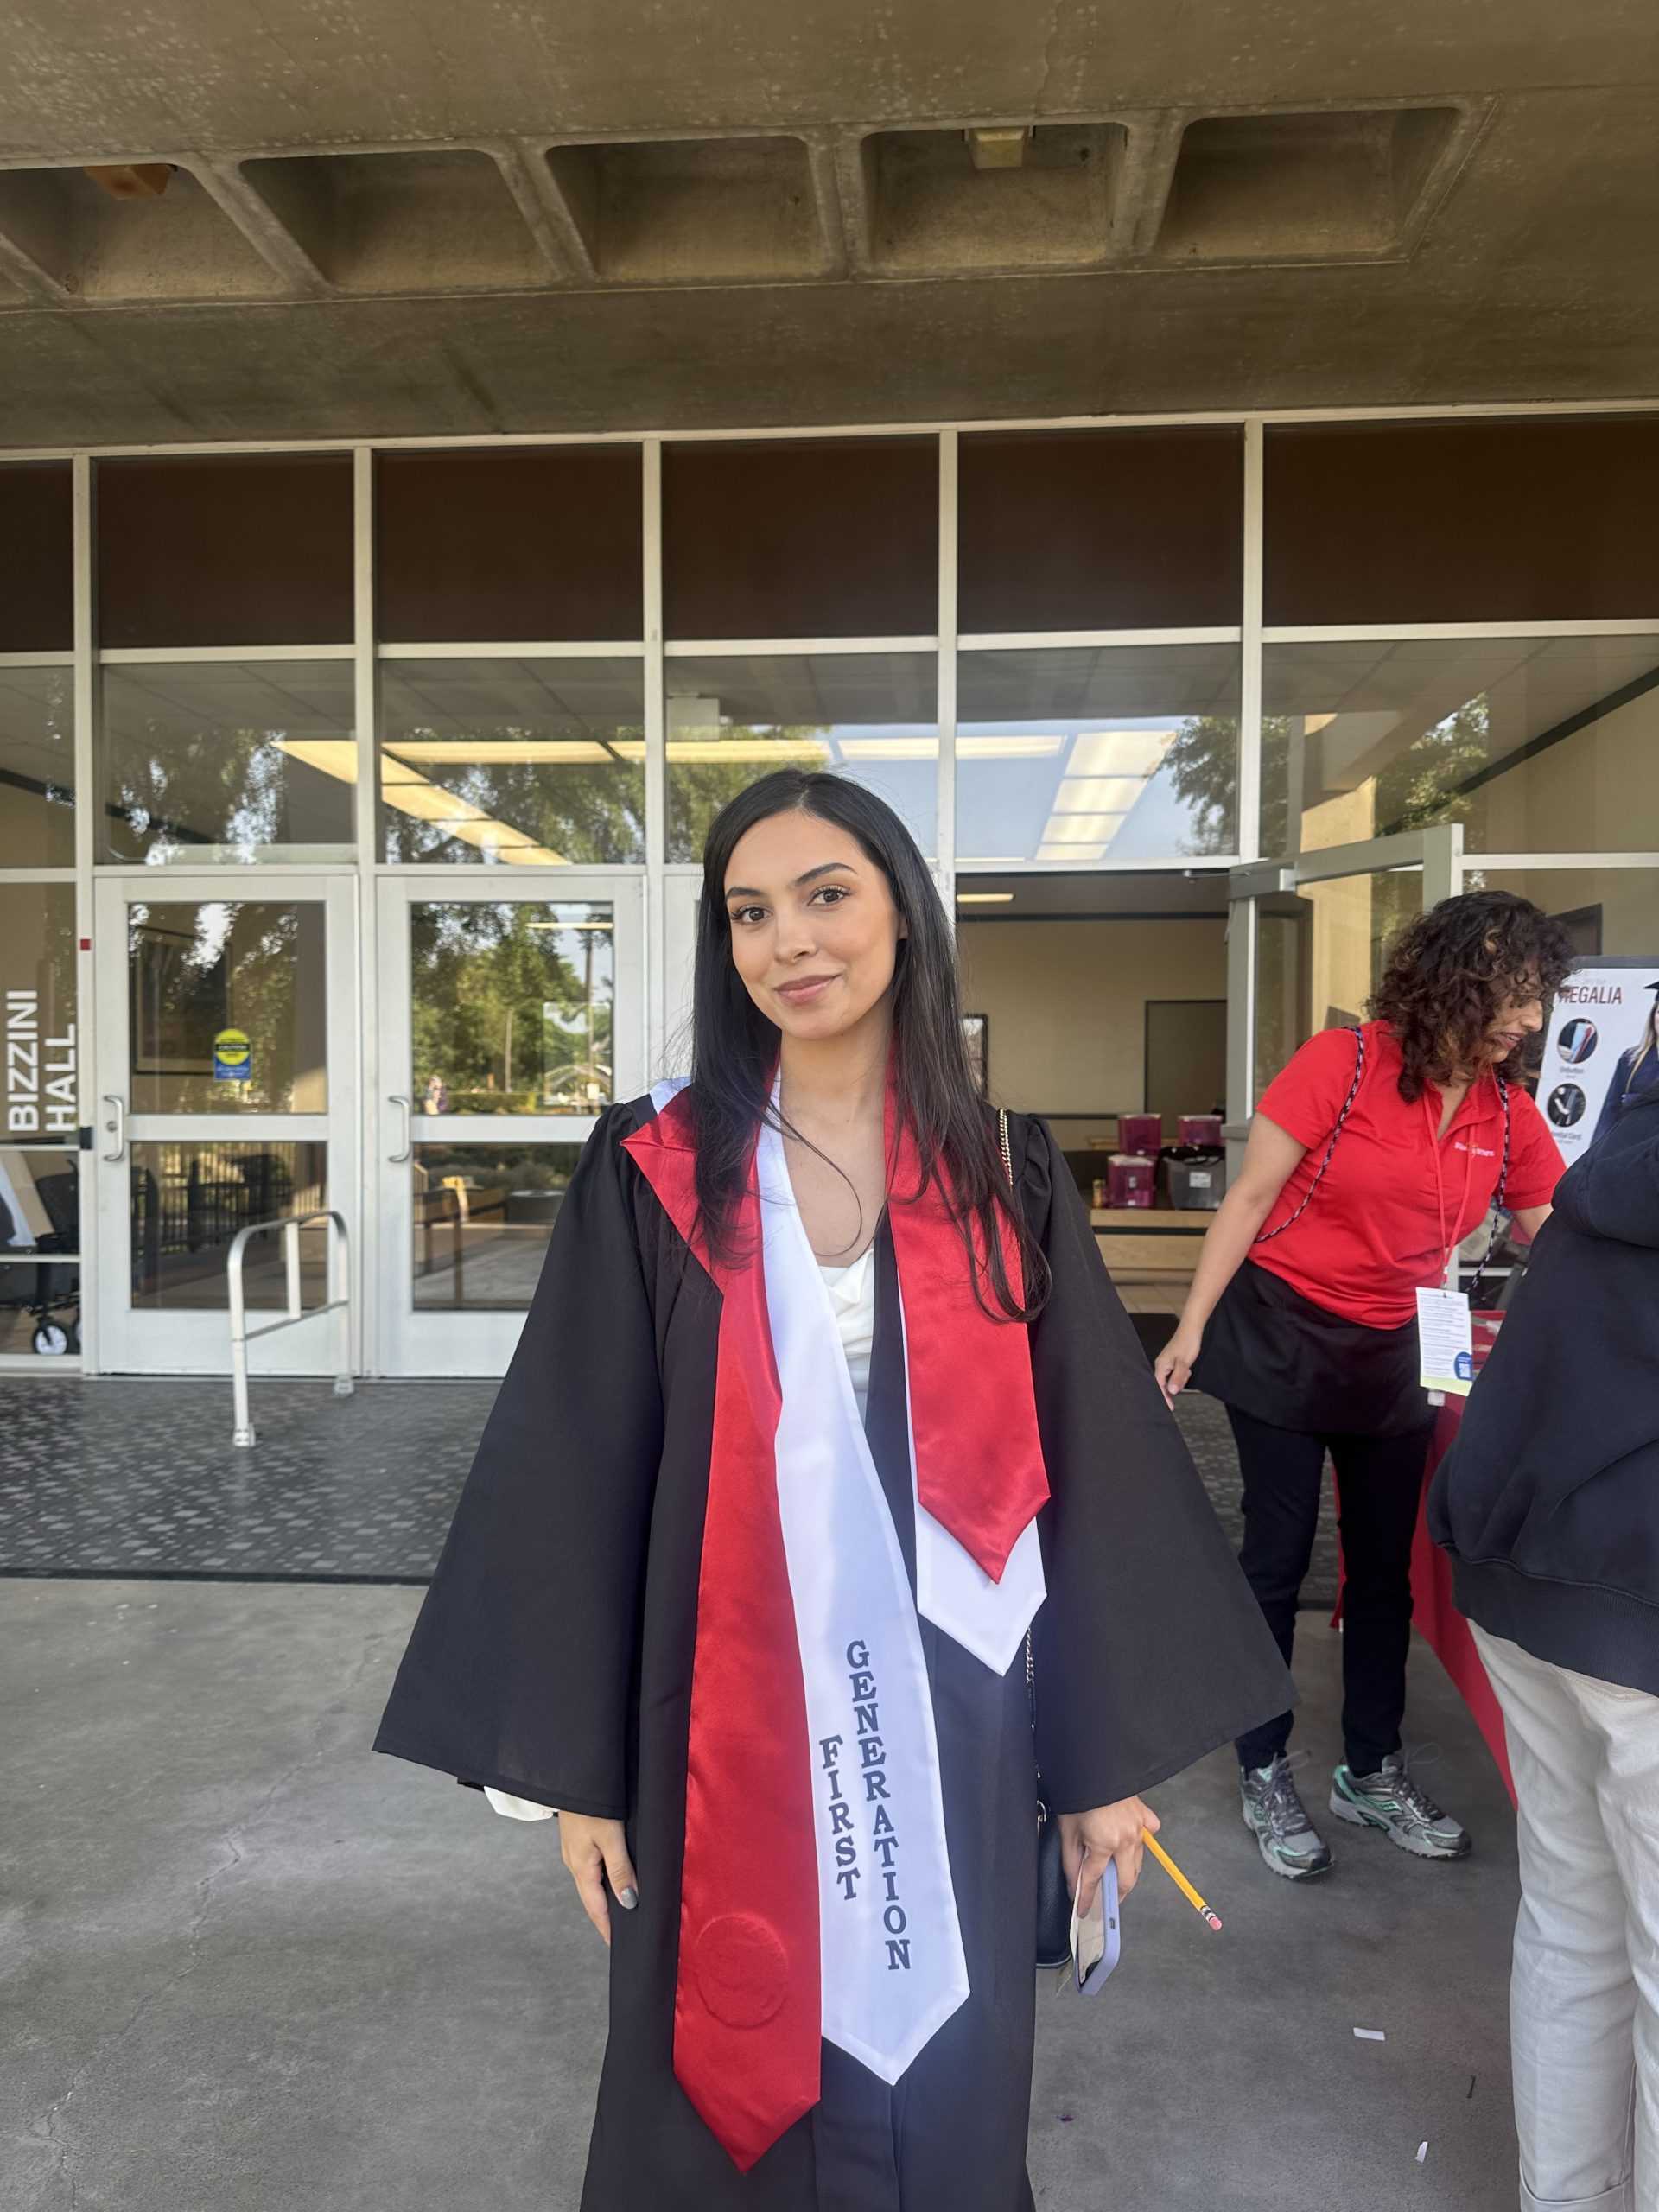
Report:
1156,892,1572,1882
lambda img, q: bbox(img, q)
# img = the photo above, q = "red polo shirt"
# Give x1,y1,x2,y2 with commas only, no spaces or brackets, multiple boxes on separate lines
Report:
1252,1021,1564,1329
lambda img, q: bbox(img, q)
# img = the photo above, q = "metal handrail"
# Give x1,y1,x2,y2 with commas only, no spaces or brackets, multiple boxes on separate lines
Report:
228,1209,353,1448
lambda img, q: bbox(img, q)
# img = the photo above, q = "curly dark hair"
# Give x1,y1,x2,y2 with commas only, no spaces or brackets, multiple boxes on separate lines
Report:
1371,891,1575,1101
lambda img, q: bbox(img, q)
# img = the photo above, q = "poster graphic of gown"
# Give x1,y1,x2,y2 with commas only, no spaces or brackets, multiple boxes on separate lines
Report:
1542,960,1659,1167
374,1096,1292,2212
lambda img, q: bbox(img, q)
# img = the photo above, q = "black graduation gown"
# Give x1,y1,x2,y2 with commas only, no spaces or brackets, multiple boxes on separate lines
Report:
374,1099,1292,2210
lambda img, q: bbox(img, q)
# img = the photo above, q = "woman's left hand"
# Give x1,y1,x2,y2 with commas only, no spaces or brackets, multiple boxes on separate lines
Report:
1059,1797,1160,1914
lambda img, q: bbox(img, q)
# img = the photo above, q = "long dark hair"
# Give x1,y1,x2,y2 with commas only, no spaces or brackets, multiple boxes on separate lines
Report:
1371,890,1574,1101
688,769,1049,1319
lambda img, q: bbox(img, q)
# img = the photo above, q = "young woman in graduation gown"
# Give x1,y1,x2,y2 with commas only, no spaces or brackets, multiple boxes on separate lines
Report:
376,770,1292,2211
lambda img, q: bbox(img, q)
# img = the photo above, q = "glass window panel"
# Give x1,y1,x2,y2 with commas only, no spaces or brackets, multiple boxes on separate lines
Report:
958,427,1244,632
101,660,355,863
97,454,353,648
1457,866,1659,961
1264,417,1659,626
376,448,644,642
1,1147,80,1255
1250,872,1422,1103
1253,899,1307,1108
128,901,327,1114
663,440,938,639
0,461,73,652
411,1141,583,1310
1261,637,1659,861
379,658,645,865
0,666,75,866
957,645,1240,865
128,1141,327,1310
1,883,78,1145
1302,869,1421,1032
410,902,614,1114
664,653,938,864
0,1260,79,1356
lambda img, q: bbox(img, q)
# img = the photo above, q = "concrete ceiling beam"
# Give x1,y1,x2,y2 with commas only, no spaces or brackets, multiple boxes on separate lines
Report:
486,142,588,284
194,156,334,297
505,141,598,283
802,137,855,280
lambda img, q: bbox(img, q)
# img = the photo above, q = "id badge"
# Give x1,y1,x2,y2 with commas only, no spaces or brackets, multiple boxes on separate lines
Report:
1415,1287,1474,1398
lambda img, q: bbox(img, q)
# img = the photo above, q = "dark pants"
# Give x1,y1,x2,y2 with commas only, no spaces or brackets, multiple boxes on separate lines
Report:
1228,1406,1435,1777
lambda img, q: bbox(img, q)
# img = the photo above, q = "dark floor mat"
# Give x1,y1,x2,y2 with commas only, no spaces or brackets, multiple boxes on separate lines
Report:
0,1372,1342,1605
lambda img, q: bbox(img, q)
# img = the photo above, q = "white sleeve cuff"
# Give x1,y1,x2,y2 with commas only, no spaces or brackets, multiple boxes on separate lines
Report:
482,1785,557,1822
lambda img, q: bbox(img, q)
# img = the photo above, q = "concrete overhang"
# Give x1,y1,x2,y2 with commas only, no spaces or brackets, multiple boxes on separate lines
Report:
0,0,1655,445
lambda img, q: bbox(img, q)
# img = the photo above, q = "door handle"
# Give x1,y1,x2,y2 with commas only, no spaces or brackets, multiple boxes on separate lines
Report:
387,1094,412,1165
100,1094,127,1163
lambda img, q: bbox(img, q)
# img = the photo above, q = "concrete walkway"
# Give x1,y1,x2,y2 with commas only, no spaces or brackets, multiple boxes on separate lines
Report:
3,1580,1521,2211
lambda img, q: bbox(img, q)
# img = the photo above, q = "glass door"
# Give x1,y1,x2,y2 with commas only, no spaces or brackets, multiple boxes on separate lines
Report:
92,874,359,1373
1227,825,1459,1145
374,877,645,1376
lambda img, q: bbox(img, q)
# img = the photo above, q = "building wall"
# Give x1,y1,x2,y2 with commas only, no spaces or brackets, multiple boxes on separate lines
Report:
957,916,1227,1138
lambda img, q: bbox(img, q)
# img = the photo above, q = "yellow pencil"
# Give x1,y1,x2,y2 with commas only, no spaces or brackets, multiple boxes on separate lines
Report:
1142,1831,1223,1932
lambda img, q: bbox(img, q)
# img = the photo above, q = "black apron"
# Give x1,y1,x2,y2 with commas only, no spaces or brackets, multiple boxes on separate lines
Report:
1192,1258,1432,1439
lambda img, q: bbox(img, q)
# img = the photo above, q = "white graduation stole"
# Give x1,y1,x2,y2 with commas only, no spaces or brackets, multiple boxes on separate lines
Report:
753,1110,1045,2080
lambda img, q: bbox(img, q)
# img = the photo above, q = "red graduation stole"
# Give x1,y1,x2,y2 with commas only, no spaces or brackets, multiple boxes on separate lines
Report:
622,1084,1048,2171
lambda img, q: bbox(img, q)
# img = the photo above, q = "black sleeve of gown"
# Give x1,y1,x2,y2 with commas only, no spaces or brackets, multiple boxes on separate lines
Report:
1020,1116,1294,1812
372,1103,663,1820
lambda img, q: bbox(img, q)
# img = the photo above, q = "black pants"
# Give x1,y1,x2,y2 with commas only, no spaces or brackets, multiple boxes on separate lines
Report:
1228,1406,1435,1777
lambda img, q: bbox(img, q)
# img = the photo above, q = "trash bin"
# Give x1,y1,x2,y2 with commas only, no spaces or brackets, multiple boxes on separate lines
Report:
1163,1149,1225,1211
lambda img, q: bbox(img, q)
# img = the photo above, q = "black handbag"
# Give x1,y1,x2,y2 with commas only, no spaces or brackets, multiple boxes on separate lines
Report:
997,1108,1071,1971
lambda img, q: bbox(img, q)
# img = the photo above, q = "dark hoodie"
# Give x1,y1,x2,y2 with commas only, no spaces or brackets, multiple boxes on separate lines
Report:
1429,1090,1659,1695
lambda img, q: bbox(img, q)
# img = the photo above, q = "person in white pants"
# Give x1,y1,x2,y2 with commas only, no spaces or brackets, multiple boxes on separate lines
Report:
1432,1084,1659,2212
1472,1629,1658,2212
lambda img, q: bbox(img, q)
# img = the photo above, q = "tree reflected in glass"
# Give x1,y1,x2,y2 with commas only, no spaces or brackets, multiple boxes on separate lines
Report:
410,903,616,1115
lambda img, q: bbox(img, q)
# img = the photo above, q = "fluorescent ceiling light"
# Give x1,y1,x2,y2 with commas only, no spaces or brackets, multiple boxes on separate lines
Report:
956,892,1014,905
957,735,1065,760
382,782,490,826
1052,776,1147,816
499,844,569,865
836,738,939,762
1067,730,1176,779
386,740,615,766
1040,813,1130,842
526,918,614,931
276,737,359,781
445,817,539,853
1036,842,1109,865
610,739,833,765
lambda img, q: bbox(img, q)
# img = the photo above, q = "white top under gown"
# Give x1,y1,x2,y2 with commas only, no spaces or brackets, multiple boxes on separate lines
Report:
485,1243,880,1824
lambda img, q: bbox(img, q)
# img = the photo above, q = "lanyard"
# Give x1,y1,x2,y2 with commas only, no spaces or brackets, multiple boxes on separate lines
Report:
1424,1073,1512,1292
1424,1088,1476,1281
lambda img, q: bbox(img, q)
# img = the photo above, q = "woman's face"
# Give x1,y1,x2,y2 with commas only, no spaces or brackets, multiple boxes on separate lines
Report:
723,808,906,1046
1479,984,1546,1065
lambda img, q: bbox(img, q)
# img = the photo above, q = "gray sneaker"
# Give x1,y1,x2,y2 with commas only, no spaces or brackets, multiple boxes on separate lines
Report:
1240,1753,1334,1880
1330,1752,1471,1860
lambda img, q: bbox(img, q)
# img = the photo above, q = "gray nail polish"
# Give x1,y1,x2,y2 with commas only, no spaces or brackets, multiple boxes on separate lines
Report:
618,1885,639,1910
